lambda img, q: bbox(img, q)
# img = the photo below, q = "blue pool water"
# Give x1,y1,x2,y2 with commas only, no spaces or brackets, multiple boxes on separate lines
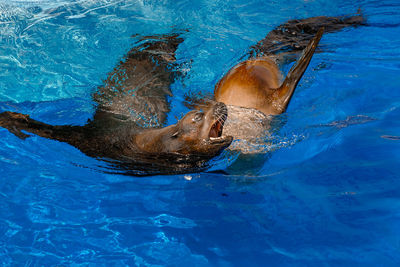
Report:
0,0,400,265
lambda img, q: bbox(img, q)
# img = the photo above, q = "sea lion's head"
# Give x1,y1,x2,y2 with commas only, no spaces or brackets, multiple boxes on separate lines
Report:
170,101,233,155
135,102,232,156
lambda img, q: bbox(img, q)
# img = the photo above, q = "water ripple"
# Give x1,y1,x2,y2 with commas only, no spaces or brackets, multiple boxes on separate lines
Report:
0,0,400,265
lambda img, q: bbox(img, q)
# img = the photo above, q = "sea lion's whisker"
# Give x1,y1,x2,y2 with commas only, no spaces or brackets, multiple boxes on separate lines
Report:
216,115,224,123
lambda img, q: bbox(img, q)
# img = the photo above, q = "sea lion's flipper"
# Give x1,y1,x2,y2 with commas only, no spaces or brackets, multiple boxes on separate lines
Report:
0,111,82,145
93,32,185,128
274,28,323,113
249,12,365,61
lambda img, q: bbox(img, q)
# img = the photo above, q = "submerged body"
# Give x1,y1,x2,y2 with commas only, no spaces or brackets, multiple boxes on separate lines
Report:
221,105,272,152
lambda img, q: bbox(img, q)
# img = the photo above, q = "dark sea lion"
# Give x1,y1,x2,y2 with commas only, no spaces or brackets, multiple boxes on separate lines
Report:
0,102,231,175
0,102,230,157
0,33,232,175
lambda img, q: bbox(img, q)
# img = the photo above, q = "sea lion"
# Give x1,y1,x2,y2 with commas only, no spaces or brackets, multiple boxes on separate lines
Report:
0,102,230,156
0,33,232,175
0,103,232,175
212,14,365,152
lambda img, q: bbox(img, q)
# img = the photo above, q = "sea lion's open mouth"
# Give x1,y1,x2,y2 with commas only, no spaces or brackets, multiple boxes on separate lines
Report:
208,103,229,144
209,120,223,138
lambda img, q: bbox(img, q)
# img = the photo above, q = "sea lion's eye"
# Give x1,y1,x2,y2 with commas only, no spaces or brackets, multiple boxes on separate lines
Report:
171,131,179,138
192,112,203,122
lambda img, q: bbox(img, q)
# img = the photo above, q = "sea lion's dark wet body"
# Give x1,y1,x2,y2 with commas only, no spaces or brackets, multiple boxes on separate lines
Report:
0,13,365,174
0,34,232,175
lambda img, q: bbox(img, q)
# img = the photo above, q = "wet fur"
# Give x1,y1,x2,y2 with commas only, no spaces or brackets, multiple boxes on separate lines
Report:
213,13,365,153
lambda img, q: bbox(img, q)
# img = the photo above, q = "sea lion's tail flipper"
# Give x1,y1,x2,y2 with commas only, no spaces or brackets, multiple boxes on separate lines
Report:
0,111,80,143
249,11,365,60
275,28,324,113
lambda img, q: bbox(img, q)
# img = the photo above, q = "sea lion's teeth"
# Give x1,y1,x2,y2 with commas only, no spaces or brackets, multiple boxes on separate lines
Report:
210,137,222,141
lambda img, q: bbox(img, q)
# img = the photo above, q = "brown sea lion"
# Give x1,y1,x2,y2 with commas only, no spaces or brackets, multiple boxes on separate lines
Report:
212,14,365,152
215,57,283,116
0,33,232,175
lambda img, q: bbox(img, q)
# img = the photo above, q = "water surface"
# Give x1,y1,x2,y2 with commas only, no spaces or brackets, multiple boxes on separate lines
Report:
0,0,399,265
